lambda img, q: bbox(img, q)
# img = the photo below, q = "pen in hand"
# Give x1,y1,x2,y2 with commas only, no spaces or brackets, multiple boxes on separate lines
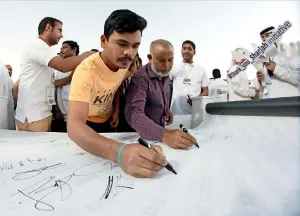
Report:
179,124,199,148
138,137,177,175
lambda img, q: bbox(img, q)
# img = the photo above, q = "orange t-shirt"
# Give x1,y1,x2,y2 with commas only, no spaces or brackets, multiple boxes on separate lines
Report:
69,53,128,123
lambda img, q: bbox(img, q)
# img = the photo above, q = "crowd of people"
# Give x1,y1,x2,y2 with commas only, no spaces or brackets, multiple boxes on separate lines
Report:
0,9,299,178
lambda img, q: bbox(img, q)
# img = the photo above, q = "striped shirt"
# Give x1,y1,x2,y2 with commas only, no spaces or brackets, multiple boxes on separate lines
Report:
125,63,172,141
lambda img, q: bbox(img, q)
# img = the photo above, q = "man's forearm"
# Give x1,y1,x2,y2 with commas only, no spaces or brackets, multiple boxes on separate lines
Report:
201,87,208,96
68,120,122,163
49,51,94,72
125,109,165,141
55,76,71,88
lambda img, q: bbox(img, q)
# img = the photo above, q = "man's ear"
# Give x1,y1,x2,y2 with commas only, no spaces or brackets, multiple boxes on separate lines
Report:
45,23,52,32
147,54,152,60
100,34,107,48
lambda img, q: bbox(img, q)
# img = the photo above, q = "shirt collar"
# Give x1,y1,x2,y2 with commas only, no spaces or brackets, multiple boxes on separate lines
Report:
181,61,194,66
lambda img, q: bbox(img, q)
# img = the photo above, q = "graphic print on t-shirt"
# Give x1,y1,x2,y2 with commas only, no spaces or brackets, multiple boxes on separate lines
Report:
92,89,114,116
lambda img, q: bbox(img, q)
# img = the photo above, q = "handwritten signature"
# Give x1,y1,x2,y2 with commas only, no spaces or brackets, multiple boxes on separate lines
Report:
11,159,134,211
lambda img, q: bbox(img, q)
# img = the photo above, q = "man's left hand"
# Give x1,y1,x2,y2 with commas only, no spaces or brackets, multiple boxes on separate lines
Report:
165,110,173,125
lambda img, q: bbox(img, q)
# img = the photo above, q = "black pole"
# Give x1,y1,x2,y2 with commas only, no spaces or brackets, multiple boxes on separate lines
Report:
205,96,300,117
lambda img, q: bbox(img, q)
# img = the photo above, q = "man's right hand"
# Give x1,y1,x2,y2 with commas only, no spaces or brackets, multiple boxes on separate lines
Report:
161,129,196,150
120,144,167,178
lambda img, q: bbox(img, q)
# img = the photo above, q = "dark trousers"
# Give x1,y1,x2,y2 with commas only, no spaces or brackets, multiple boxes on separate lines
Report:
117,111,135,132
86,120,116,133
51,119,67,133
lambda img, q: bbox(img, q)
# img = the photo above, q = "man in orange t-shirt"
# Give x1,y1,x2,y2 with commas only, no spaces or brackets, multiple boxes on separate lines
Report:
67,9,167,179
69,52,128,133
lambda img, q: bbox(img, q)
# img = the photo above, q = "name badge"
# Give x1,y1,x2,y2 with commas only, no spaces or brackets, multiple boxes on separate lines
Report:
47,87,56,105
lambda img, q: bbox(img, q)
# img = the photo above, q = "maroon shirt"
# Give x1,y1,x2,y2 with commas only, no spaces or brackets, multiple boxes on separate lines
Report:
125,63,172,141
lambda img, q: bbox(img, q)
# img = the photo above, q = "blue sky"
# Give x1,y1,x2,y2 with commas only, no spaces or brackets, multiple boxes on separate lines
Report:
0,0,299,81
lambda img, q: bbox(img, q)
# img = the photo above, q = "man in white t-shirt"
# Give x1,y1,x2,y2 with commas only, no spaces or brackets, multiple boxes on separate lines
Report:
15,17,94,132
170,40,209,115
52,40,79,132
209,68,228,102
0,60,15,130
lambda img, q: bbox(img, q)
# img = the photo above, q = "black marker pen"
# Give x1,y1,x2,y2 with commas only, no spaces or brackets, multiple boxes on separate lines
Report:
138,137,177,175
179,124,200,148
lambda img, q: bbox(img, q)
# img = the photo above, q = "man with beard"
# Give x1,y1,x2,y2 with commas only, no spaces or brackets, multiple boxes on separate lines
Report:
15,17,94,132
125,39,196,150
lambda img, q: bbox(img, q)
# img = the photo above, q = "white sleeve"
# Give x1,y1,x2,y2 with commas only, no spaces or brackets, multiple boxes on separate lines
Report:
169,66,178,80
54,70,64,80
230,75,256,98
201,70,209,87
253,78,262,90
0,62,10,97
27,42,57,67
273,65,300,86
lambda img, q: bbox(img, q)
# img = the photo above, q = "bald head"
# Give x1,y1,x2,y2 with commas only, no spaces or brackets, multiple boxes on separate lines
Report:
150,39,173,54
5,64,12,77
148,39,174,76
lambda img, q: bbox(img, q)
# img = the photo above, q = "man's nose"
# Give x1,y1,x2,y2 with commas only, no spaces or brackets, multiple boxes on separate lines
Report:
123,47,135,56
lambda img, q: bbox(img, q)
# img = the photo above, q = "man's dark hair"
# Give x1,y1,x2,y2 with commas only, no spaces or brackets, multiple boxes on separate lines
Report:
91,49,99,52
104,9,147,40
259,26,275,37
212,68,221,79
182,40,196,51
38,17,62,35
138,57,142,66
63,40,80,56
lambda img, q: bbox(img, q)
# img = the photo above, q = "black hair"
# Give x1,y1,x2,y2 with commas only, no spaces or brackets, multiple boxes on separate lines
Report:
38,17,62,35
104,9,147,40
182,40,196,51
91,49,99,52
63,40,80,56
212,68,221,79
259,26,275,36
138,57,142,66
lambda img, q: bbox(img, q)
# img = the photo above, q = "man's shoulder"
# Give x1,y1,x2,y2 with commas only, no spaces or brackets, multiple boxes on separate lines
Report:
133,64,149,78
131,65,150,84
24,38,50,51
76,53,100,73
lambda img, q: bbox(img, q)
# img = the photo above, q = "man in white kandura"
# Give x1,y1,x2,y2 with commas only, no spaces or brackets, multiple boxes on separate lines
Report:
253,26,300,98
227,48,261,101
